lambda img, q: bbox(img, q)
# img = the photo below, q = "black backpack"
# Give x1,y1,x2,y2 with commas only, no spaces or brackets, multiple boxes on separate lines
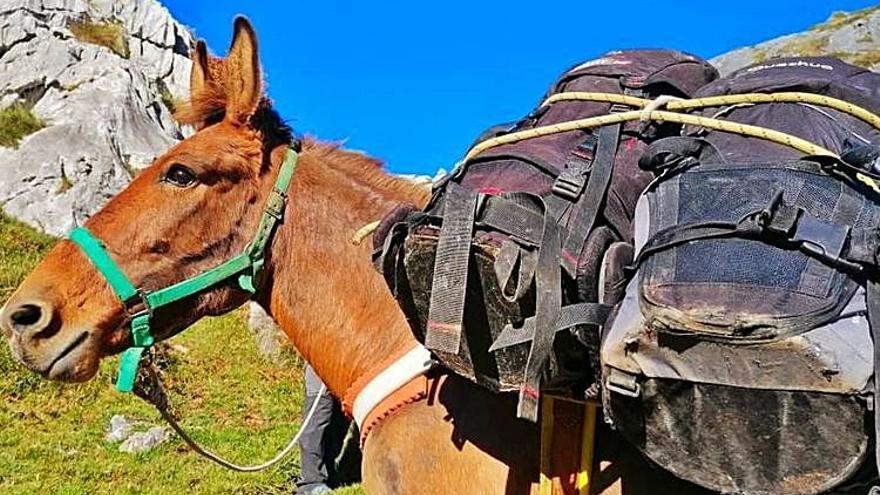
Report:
602,57,880,494
374,50,718,420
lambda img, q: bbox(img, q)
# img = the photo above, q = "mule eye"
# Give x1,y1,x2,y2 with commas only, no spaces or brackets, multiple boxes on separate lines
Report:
164,164,197,187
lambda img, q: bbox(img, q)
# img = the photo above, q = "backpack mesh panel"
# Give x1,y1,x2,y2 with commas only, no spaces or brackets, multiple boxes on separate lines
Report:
643,161,876,327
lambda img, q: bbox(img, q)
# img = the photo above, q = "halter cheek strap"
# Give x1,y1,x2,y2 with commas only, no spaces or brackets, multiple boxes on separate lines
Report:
68,228,154,391
69,149,299,393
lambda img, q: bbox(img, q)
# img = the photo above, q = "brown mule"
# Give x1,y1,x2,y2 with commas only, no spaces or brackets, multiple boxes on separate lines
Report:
0,17,711,495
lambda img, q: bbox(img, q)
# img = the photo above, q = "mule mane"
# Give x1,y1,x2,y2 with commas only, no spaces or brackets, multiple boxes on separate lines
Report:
176,85,294,154
301,140,431,205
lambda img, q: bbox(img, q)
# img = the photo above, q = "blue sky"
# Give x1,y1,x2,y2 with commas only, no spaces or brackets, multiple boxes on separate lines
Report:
163,1,879,175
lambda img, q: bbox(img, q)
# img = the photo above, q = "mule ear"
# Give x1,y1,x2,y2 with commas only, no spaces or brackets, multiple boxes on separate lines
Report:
189,40,211,101
224,16,263,125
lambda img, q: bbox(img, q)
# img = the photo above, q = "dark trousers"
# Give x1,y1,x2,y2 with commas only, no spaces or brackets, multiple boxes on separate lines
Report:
297,365,350,490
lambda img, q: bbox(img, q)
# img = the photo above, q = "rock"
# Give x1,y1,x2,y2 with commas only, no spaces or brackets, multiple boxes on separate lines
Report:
0,0,193,235
712,6,880,75
118,426,169,453
105,413,136,442
247,302,285,361
106,414,170,453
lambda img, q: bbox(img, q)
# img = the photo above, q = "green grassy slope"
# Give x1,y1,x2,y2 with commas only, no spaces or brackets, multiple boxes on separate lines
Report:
0,213,363,494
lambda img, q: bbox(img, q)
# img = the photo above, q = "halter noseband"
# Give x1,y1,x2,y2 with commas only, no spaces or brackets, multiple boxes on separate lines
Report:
68,149,299,393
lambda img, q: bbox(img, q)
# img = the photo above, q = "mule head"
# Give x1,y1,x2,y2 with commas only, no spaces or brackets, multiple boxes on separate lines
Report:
0,17,291,382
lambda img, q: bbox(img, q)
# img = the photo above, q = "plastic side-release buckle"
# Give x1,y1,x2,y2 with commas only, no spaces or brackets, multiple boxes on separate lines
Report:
605,368,641,398
552,137,598,201
552,173,587,201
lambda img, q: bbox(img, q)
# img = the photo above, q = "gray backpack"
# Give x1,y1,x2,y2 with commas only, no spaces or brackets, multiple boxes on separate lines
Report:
602,57,880,494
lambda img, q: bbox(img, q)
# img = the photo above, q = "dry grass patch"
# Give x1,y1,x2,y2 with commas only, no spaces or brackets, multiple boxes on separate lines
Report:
814,6,880,32
848,49,880,69
752,48,770,64
68,16,130,59
778,35,830,58
812,6,880,32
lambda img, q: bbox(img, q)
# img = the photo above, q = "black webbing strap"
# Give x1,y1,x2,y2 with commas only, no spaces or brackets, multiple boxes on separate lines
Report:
517,209,562,422
494,240,521,300
488,302,613,352
560,124,621,277
375,220,410,293
494,240,538,303
425,184,479,354
545,134,598,223
848,228,880,267
478,195,545,245
866,281,880,494
552,134,599,201
638,136,724,171
628,220,744,275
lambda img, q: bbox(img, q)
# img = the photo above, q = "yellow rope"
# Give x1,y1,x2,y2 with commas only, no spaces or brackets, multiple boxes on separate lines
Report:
671,93,880,131
540,91,880,131
351,220,381,245
540,92,649,109
465,109,837,160
470,92,880,192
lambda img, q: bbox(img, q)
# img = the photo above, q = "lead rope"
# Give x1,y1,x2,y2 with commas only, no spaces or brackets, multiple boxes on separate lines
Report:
132,351,325,472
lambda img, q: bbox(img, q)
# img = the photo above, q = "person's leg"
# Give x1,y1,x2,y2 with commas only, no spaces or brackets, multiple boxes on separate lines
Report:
296,365,336,494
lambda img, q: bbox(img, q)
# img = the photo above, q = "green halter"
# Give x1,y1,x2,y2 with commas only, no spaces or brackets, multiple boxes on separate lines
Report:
69,149,299,393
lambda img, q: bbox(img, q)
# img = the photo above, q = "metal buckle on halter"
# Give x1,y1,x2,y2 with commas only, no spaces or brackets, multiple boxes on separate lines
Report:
122,289,151,321
121,289,154,346
265,188,288,220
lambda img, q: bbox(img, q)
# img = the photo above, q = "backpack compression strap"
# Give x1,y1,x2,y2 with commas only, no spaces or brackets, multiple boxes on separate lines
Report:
557,124,620,277
69,148,299,392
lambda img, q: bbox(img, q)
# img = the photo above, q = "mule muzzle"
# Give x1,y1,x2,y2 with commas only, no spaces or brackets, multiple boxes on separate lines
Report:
1,298,93,381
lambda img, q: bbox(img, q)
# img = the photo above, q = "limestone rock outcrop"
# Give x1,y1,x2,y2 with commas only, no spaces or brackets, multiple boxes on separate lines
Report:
712,7,880,75
0,0,193,234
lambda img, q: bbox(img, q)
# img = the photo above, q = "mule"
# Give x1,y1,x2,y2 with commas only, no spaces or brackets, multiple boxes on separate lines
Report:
0,17,709,495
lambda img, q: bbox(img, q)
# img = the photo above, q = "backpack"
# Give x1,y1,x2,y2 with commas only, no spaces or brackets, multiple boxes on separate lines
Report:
374,50,718,420
601,57,880,494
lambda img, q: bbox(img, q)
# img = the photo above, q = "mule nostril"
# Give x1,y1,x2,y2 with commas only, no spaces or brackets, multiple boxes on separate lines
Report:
10,304,43,330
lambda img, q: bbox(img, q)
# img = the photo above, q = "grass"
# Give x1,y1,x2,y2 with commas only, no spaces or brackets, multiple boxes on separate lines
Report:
157,80,182,115
121,155,139,179
0,214,365,494
68,16,130,59
847,49,880,69
751,47,769,64
57,168,74,194
813,6,880,32
0,212,56,303
778,35,830,58
0,104,44,148
62,78,95,92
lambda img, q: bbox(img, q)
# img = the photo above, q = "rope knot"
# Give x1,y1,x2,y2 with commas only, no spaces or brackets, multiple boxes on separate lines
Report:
640,95,685,122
